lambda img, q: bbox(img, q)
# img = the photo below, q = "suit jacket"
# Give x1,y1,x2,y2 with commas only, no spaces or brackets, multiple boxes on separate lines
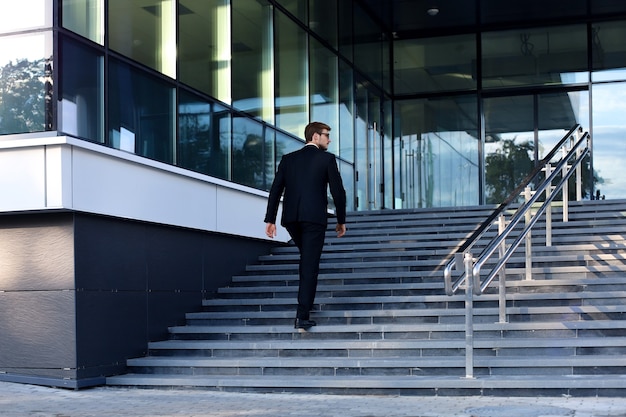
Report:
264,144,347,226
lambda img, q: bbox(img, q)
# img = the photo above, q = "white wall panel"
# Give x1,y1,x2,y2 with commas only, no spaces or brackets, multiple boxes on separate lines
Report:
0,147,46,211
45,145,73,208
0,135,283,241
216,187,288,242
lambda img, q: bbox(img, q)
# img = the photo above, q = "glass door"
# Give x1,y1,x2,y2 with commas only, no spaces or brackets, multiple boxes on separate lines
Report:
355,82,384,210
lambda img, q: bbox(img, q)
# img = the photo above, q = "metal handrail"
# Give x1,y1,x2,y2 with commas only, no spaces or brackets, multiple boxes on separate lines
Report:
444,124,586,295
442,124,590,378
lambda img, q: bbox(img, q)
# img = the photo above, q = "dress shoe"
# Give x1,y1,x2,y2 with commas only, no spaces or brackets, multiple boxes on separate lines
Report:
294,318,316,329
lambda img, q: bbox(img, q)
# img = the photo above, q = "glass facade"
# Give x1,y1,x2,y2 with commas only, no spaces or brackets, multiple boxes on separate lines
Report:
0,1,625,212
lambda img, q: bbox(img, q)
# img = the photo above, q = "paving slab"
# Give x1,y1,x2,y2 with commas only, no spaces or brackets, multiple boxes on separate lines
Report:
1,381,626,417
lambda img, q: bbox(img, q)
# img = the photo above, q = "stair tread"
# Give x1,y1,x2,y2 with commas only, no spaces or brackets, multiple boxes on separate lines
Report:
127,355,626,367
106,373,626,390
168,319,626,333
149,336,626,350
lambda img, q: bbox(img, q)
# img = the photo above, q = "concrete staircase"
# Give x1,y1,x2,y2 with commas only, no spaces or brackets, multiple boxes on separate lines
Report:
106,199,626,396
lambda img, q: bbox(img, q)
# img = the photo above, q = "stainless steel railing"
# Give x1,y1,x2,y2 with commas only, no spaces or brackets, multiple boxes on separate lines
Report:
443,124,590,378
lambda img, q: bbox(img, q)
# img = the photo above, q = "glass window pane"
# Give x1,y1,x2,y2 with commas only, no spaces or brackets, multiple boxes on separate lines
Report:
338,0,353,61
353,3,383,88
0,32,53,135
179,0,231,103
275,0,306,23
339,160,355,212
482,24,588,89
538,91,589,159
481,0,586,25
58,37,104,142
275,130,303,163
62,0,104,44
592,21,626,82
275,11,308,137
264,128,276,190
484,95,534,204
108,0,176,78
395,96,479,208
310,36,338,154
394,34,476,95
0,0,51,34
232,0,274,122
310,0,337,49
108,58,175,164
339,60,354,163
178,90,230,180
591,82,626,199
232,116,270,189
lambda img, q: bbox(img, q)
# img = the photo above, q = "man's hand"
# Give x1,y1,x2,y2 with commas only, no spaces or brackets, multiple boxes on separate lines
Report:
265,223,277,239
336,223,347,238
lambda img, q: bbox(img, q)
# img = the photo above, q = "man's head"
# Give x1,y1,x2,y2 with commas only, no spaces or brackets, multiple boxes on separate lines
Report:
304,121,332,151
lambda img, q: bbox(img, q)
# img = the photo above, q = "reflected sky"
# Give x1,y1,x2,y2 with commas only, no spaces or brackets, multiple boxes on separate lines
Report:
592,82,626,199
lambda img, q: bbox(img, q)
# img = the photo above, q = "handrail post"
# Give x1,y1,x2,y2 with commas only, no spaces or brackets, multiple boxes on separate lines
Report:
523,186,533,280
562,145,570,223
544,164,553,247
575,136,584,202
464,252,475,379
497,214,507,323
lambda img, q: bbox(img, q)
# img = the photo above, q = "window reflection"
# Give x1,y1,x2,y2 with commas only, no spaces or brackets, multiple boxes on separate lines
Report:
62,0,103,44
178,90,230,180
108,58,175,164
592,82,626,199
592,21,626,82
108,0,176,78
0,32,53,135
484,95,534,204
232,0,274,122
310,36,339,154
179,0,231,102
232,116,271,189
394,34,476,95
0,0,51,34
275,11,308,137
58,37,104,143
396,96,479,208
482,24,588,89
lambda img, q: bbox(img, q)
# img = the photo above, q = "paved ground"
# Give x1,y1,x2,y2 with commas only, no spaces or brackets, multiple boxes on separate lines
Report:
1,381,626,417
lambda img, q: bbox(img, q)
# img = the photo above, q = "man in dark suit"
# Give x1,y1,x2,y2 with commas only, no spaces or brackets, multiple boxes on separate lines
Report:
264,121,347,330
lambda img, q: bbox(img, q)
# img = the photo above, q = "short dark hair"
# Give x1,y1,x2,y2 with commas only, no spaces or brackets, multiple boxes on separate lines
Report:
304,122,331,142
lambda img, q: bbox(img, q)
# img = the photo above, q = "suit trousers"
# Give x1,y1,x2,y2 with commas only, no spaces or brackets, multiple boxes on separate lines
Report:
284,221,327,320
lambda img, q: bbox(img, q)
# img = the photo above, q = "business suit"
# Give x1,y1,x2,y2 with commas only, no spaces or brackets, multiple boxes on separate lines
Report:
264,129,346,328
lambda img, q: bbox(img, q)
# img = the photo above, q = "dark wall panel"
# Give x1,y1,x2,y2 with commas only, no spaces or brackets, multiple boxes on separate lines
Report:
0,211,279,387
75,290,147,374
0,291,76,370
0,213,74,291
74,215,148,291
144,226,204,292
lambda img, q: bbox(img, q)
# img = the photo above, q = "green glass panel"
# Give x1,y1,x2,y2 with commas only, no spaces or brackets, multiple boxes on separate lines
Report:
179,0,231,103
62,0,103,44
108,0,176,78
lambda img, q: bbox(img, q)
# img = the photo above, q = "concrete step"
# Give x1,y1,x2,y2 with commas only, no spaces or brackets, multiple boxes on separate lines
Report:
145,336,626,357
106,200,626,396
166,320,626,342
185,304,626,326
105,373,626,396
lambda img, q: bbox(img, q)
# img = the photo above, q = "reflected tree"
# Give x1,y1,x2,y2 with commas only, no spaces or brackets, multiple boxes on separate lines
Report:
0,57,50,134
485,139,534,204
485,138,603,204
